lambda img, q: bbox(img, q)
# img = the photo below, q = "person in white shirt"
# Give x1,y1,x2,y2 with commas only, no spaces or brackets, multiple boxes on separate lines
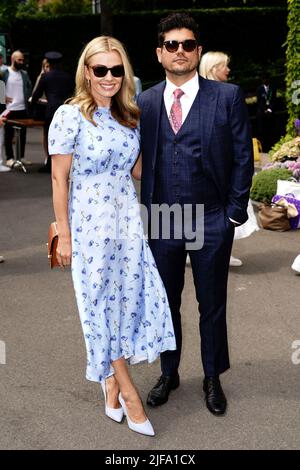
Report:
1,50,32,167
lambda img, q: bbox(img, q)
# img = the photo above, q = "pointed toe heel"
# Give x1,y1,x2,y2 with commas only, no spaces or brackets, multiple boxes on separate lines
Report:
119,393,155,436
101,381,124,423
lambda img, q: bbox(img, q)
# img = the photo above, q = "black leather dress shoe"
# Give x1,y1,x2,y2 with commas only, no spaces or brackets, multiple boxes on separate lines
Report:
147,373,180,407
203,376,227,416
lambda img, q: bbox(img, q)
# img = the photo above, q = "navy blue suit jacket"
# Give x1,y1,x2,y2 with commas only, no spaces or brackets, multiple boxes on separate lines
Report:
138,76,254,224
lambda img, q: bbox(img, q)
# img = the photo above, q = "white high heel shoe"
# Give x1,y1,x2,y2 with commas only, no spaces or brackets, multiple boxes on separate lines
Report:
119,393,155,436
101,381,124,423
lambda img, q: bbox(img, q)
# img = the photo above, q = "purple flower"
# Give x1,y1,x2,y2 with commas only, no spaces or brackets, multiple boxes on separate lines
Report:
293,169,300,179
294,118,300,130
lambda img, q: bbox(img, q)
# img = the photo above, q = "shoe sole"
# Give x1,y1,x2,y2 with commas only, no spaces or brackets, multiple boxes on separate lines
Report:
205,403,227,417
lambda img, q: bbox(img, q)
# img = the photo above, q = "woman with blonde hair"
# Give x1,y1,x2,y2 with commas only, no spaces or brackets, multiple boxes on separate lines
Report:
199,51,230,82
199,51,259,267
48,36,176,436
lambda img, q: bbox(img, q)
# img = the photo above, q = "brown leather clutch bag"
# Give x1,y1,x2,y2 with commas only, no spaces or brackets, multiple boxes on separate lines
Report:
47,222,59,268
258,203,290,232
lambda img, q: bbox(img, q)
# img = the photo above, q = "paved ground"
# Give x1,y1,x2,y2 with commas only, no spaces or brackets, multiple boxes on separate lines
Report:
0,129,300,450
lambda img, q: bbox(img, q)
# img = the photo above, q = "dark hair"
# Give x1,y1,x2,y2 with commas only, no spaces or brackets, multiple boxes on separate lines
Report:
158,12,200,46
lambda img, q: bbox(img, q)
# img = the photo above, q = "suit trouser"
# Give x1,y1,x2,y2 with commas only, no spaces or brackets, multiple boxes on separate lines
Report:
4,110,28,160
149,206,234,378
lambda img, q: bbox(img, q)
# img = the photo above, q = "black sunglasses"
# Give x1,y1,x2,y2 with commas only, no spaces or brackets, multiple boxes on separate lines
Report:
163,39,198,53
88,64,125,78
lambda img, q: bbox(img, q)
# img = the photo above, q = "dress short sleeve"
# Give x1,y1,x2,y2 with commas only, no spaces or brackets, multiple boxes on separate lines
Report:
48,104,81,155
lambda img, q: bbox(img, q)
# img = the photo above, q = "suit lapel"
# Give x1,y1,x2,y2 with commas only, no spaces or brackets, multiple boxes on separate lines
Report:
199,77,219,160
148,82,165,168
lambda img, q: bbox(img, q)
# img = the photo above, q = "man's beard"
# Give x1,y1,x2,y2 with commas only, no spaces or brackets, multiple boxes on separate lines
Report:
14,62,23,71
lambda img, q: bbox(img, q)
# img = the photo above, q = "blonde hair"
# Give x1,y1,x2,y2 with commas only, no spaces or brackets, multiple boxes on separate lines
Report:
69,36,140,128
41,58,49,74
199,51,229,80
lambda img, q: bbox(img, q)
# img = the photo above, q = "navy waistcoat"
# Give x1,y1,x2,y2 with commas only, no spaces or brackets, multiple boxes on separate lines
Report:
153,91,220,208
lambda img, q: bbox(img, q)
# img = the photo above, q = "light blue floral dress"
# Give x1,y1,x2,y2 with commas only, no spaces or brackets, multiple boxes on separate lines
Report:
49,104,176,383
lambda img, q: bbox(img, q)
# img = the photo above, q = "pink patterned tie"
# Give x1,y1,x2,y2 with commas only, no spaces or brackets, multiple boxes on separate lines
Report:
169,88,184,134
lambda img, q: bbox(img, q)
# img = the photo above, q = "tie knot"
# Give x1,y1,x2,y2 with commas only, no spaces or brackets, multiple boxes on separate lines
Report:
174,88,184,100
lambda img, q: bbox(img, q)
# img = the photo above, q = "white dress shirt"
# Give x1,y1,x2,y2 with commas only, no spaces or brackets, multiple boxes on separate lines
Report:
6,68,25,111
164,72,199,124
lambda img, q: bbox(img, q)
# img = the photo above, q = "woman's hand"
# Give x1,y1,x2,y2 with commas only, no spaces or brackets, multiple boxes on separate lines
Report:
56,234,72,268
51,154,73,268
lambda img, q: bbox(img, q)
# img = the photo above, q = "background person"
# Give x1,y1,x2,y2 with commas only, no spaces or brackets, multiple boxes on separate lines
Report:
256,72,277,152
29,57,50,162
2,50,32,167
0,53,8,75
133,75,142,101
31,58,50,96
31,51,73,173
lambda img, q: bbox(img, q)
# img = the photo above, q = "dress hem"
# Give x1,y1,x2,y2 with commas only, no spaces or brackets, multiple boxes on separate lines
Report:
85,346,177,383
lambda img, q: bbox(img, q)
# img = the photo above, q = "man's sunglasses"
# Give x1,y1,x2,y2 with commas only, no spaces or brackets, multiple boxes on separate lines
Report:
88,64,125,78
163,39,198,53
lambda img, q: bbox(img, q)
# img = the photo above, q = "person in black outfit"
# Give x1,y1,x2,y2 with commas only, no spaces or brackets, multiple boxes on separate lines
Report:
256,72,277,152
31,51,74,172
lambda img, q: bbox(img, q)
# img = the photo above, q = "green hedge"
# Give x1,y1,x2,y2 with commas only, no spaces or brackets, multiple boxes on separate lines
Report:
108,0,286,11
8,15,101,80
8,6,287,95
285,0,300,134
114,7,287,90
250,168,292,203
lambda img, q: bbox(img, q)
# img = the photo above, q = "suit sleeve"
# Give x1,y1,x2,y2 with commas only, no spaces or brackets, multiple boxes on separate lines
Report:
226,86,254,223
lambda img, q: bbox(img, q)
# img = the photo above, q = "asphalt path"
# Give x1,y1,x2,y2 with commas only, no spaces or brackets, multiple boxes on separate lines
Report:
0,129,300,450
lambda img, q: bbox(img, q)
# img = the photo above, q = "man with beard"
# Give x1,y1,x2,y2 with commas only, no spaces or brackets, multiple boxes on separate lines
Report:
137,13,253,416
1,50,32,167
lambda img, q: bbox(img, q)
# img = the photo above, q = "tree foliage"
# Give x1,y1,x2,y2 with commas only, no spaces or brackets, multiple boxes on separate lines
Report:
0,0,19,27
0,0,91,25
105,0,286,11
41,0,91,16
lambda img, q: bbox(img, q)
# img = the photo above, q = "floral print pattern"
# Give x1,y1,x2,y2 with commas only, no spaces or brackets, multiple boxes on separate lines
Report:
49,104,176,382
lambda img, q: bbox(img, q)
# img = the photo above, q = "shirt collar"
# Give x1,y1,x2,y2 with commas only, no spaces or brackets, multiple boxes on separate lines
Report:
165,72,199,99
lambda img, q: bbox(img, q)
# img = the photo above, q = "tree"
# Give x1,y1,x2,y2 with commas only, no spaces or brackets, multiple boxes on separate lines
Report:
0,0,19,28
285,0,300,134
41,0,91,15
